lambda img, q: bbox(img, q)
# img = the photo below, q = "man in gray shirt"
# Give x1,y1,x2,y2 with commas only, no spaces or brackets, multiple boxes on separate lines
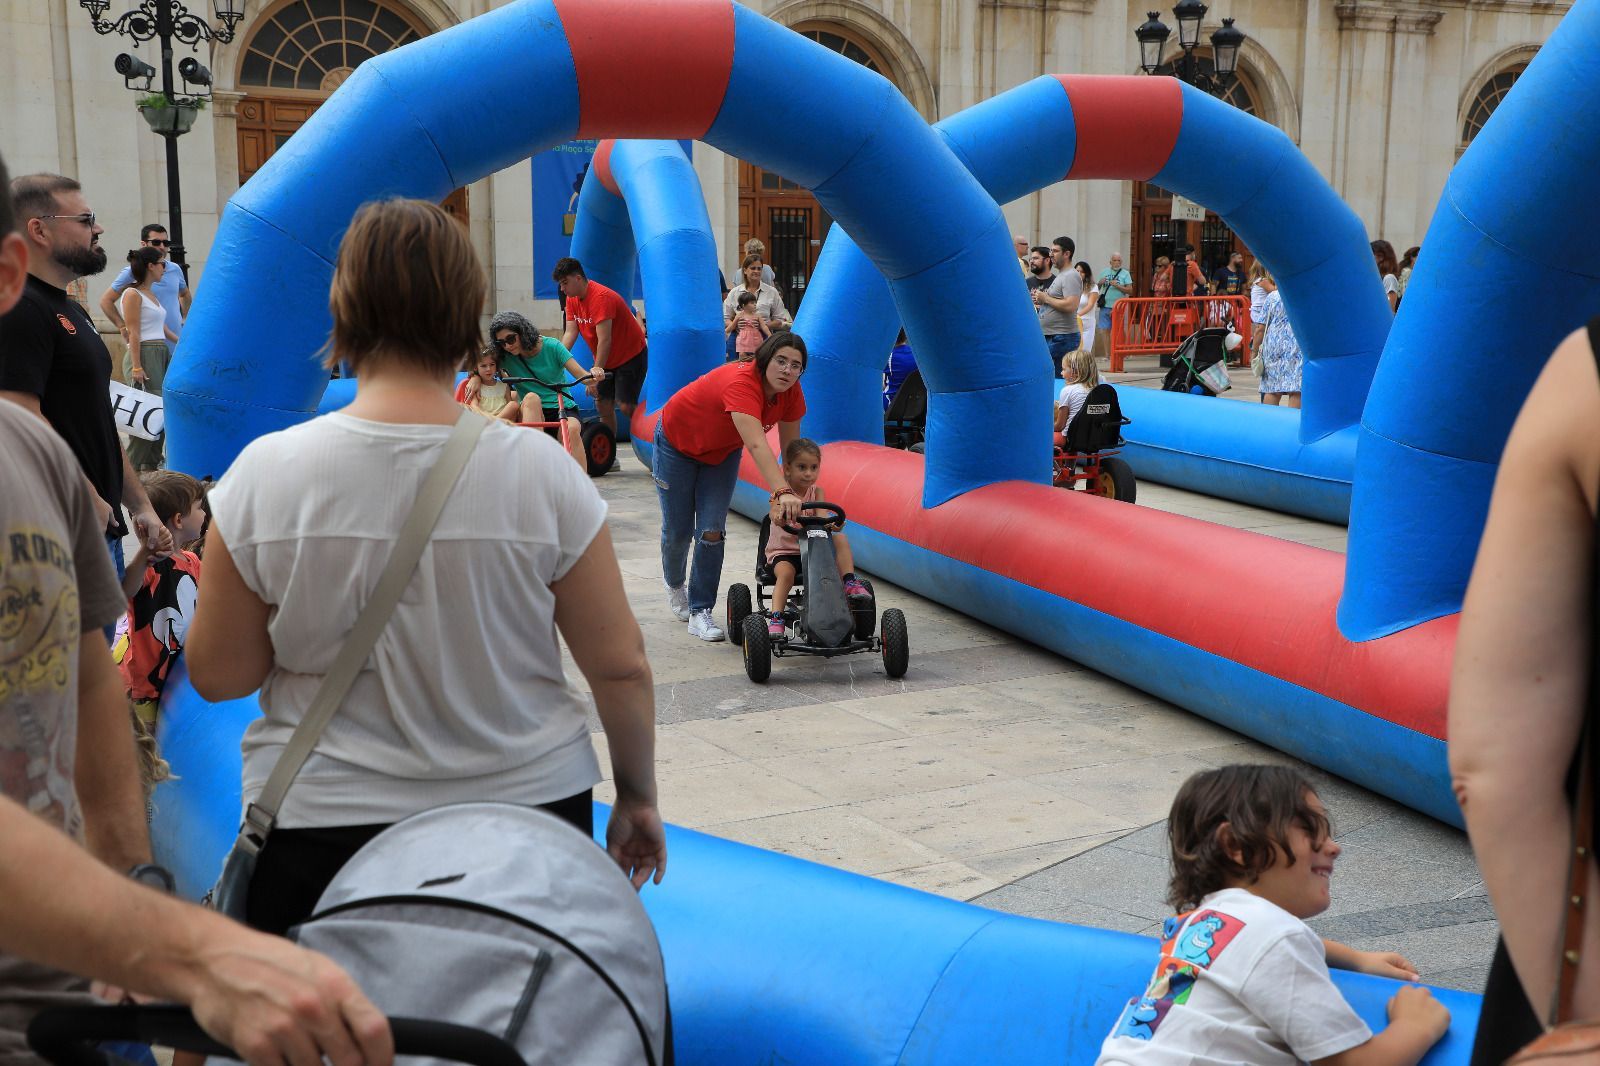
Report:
1031,235,1082,377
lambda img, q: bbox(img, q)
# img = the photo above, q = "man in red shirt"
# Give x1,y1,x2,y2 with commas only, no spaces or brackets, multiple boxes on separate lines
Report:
553,257,647,448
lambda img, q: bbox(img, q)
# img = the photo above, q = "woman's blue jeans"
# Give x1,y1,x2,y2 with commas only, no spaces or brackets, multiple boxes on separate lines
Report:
653,421,743,612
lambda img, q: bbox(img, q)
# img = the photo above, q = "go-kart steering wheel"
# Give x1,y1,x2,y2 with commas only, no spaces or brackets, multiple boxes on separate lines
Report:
777,500,846,536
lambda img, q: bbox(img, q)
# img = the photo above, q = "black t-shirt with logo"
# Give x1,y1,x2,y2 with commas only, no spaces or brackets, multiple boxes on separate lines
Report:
0,276,126,537
1212,267,1245,296
1026,272,1054,293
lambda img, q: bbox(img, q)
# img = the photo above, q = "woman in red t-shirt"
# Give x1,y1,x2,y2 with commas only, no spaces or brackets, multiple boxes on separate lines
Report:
654,332,808,642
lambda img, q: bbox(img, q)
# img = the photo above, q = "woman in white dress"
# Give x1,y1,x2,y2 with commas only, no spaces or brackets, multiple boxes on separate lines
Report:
1074,261,1100,355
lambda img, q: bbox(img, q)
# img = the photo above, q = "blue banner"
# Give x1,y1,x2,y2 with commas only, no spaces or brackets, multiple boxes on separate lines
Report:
531,139,691,299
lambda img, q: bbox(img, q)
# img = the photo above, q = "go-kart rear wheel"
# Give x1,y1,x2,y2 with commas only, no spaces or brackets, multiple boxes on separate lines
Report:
1091,456,1137,504
851,577,876,640
742,613,772,683
880,608,909,679
726,584,752,649
581,421,616,477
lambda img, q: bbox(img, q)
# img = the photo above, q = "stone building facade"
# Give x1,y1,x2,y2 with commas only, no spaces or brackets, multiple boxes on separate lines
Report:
0,0,1566,333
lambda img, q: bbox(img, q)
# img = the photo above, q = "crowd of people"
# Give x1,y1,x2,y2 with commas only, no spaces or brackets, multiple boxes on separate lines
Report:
0,132,1583,1066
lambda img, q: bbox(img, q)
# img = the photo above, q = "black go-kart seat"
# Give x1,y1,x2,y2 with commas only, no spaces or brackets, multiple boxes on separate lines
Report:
754,516,802,586
883,368,928,449
1062,383,1128,455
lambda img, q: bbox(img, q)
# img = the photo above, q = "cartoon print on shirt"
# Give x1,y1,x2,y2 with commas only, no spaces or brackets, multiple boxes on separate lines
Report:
1107,908,1247,1041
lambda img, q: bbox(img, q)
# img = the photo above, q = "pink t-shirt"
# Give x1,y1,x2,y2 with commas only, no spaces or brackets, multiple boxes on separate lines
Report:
765,484,824,562
736,315,765,355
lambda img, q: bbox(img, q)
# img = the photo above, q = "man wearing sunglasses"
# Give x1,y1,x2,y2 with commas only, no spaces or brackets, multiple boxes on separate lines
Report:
98,224,190,355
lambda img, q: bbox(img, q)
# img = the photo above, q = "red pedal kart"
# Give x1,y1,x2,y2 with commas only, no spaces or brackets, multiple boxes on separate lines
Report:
1053,382,1137,503
455,374,616,476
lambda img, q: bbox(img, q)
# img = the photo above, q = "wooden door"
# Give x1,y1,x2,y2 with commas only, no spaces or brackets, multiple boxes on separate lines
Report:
738,161,827,315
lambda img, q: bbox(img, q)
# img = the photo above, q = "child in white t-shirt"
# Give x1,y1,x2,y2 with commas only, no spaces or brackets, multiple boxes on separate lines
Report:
1095,764,1451,1066
1055,347,1100,437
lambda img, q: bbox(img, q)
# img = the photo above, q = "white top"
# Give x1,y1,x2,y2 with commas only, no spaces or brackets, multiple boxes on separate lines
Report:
1057,381,1092,431
1381,273,1399,296
1095,888,1371,1065
130,288,165,342
207,413,608,827
1249,282,1269,325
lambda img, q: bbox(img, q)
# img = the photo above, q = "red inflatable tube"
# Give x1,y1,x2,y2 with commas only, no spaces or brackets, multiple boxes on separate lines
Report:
632,407,1452,741
1060,75,1182,181
555,0,737,138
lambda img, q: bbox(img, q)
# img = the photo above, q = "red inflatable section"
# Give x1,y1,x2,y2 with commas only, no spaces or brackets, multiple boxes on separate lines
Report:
555,0,736,138
723,440,1452,740
593,140,621,196
1060,75,1182,181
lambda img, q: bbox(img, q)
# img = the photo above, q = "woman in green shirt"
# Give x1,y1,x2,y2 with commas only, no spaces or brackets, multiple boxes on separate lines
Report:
486,310,594,467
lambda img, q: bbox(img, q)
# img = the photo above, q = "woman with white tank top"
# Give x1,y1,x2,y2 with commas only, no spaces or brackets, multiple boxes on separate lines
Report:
119,246,178,470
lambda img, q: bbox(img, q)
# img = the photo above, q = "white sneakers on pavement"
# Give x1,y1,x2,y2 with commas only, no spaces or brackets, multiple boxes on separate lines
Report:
687,609,726,642
666,584,690,622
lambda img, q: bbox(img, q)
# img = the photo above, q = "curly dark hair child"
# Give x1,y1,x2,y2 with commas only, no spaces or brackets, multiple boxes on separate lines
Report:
1166,764,1331,911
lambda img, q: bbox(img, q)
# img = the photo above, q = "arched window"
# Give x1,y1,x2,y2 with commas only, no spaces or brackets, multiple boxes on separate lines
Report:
1154,55,1260,116
1462,64,1526,149
240,0,425,94
789,22,889,77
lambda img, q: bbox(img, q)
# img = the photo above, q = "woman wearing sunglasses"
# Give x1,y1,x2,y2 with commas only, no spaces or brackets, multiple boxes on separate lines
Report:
652,332,808,641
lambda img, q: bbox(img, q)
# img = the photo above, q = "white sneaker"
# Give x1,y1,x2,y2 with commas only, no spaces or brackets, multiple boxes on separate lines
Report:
665,584,690,621
687,608,726,642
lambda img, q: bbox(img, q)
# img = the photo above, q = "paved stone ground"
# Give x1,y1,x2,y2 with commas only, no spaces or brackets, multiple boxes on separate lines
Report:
576,409,1493,994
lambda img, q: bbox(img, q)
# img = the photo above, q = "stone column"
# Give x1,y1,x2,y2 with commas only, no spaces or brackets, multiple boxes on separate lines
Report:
1380,10,1442,245
1331,2,1443,239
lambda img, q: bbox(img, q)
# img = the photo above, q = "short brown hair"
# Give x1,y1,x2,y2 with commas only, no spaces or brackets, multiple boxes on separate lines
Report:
1166,764,1329,911
782,437,821,464
10,174,80,230
740,253,763,271
140,469,205,525
754,330,806,375
327,198,485,374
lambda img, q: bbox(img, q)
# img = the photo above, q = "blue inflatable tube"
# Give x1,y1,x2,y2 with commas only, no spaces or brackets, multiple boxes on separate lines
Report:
568,140,725,428
149,664,1478,1063
799,75,1388,521
1340,0,1600,637
163,0,1047,504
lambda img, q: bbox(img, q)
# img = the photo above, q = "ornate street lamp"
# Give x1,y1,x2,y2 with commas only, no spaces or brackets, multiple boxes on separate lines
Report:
1134,1,1247,99
79,1,248,271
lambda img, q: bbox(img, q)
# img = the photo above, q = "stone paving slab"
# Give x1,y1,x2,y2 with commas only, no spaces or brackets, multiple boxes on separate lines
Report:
577,443,1489,995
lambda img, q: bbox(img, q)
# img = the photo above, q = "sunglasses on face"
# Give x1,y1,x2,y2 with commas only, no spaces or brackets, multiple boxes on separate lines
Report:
38,212,96,227
495,336,516,350
146,239,171,247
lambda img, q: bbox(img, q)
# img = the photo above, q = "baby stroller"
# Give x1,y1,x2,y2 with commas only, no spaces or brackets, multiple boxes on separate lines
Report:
1160,326,1233,397
30,802,673,1066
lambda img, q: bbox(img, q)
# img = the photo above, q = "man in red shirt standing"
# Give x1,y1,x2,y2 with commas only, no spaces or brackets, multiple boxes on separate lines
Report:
553,257,647,452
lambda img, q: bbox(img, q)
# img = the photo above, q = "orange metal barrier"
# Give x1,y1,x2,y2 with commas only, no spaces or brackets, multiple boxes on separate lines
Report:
1107,296,1252,372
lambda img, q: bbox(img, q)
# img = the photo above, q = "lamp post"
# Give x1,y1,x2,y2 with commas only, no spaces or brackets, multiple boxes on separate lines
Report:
1134,3,1247,304
80,0,246,273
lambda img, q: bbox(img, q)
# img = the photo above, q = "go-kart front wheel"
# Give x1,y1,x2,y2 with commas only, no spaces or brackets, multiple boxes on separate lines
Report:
1090,456,1137,504
742,613,772,683
880,608,909,679
726,583,752,649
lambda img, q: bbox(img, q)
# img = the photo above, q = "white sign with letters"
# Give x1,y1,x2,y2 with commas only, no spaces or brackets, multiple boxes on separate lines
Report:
108,380,164,441
1170,195,1207,222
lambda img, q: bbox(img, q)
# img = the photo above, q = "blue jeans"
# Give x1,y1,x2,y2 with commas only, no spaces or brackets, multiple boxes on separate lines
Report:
653,422,743,612
105,534,126,643
1097,306,1112,332
1046,332,1080,377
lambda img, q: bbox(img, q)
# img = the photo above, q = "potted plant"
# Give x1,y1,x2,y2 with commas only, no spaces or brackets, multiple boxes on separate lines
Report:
136,92,207,135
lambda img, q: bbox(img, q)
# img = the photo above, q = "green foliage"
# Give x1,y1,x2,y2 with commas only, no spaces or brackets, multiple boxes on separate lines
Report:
135,92,209,112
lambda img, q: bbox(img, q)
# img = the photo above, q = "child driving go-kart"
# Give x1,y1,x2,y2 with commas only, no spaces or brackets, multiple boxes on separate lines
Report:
762,438,870,637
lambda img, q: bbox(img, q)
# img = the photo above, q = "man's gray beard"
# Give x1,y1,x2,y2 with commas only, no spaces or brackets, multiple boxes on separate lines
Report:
54,244,107,278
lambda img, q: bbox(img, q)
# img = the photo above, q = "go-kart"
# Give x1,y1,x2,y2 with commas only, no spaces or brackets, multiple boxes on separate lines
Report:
726,502,909,683
1053,382,1137,503
455,374,617,476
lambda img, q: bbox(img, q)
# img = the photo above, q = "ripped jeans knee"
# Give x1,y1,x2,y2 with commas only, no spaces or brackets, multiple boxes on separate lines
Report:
698,529,724,544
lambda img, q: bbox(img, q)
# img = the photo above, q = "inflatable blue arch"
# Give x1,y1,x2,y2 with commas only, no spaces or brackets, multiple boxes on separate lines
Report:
151,0,1600,1057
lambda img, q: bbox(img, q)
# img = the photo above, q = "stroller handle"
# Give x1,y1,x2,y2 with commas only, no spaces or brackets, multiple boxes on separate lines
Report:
27,1004,528,1066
